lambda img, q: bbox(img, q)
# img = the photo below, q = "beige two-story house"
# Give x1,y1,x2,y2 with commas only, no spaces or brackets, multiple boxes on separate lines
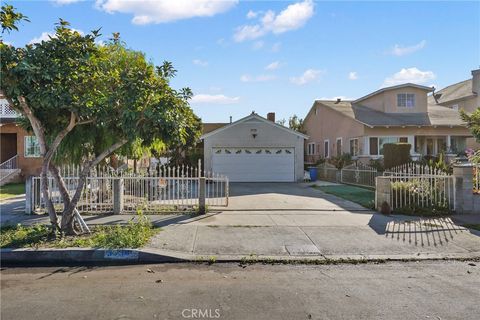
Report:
303,83,474,164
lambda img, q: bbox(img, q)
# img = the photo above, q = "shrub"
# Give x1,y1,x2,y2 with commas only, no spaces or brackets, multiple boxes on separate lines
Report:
383,143,411,169
329,153,353,169
369,158,384,172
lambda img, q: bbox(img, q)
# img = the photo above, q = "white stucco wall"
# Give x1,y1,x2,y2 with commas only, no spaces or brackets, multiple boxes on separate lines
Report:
203,117,306,181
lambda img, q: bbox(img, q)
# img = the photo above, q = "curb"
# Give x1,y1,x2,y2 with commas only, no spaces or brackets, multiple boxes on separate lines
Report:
2,247,479,266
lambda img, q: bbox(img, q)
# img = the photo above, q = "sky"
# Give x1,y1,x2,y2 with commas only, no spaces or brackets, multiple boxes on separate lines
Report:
3,0,480,123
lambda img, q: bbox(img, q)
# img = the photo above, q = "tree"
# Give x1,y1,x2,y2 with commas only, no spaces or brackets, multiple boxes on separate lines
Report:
288,114,305,133
460,108,480,163
1,19,200,235
0,4,29,34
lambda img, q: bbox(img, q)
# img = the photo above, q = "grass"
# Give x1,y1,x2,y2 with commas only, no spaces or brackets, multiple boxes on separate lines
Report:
0,183,25,200
313,185,375,209
463,224,480,231
0,214,160,249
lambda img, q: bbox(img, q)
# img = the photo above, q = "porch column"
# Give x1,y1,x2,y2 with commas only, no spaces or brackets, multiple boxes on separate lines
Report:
407,136,415,155
363,136,369,156
446,135,451,152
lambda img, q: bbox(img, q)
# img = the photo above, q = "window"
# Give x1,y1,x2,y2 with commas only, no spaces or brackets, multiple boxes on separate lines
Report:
324,140,330,158
349,139,359,156
24,136,40,157
399,137,408,143
336,138,342,157
397,93,415,108
369,137,378,155
307,143,315,155
452,104,459,111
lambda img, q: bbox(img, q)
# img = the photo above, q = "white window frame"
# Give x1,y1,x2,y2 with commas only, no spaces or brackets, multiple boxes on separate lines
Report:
397,93,415,108
324,139,330,159
24,136,41,158
349,138,359,157
368,136,410,156
336,138,342,157
307,142,315,155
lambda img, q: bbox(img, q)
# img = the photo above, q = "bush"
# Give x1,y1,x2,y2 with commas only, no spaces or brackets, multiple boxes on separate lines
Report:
383,143,411,169
329,153,353,169
369,158,384,171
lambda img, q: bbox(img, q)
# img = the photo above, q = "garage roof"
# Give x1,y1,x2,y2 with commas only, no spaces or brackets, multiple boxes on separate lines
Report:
200,112,309,140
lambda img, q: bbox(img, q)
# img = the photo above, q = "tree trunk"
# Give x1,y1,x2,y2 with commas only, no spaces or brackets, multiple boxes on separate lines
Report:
40,163,59,232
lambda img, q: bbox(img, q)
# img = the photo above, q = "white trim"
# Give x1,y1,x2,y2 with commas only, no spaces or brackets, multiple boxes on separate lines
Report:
200,113,308,140
307,142,315,155
24,136,41,158
324,139,330,159
349,138,359,157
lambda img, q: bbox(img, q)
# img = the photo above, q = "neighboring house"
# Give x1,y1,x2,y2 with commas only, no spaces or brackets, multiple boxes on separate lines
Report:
201,112,307,182
429,69,480,114
303,83,473,164
0,99,42,182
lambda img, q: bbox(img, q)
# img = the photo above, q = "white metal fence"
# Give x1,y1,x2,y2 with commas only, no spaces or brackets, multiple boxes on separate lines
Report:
29,163,228,214
340,163,379,188
317,163,339,183
384,162,449,177
379,173,455,212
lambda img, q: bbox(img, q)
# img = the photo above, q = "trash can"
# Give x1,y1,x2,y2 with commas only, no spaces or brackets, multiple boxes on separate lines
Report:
308,167,318,182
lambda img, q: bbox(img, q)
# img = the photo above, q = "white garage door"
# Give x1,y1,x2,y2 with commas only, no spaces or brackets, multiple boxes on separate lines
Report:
211,147,295,182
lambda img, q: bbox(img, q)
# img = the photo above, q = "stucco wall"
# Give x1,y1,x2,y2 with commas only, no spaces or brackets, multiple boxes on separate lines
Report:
203,117,305,181
360,87,429,113
0,123,42,178
303,104,365,159
440,96,479,114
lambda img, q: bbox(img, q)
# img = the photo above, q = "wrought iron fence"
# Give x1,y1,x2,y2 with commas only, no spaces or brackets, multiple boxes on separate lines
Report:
0,155,18,182
340,163,379,188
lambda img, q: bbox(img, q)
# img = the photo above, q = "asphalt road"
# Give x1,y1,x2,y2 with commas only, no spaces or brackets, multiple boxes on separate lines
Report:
1,261,479,320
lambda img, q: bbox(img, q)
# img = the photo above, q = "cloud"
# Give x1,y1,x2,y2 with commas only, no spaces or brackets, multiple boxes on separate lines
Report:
28,29,84,44
382,67,436,87
51,0,82,5
240,74,276,83
193,59,208,67
233,0,314,42
290,69,323,85
191,94,240,105
348,71,358,80
389,40,426,56
246,10,259,19
96,0,238,24
265,61,281,71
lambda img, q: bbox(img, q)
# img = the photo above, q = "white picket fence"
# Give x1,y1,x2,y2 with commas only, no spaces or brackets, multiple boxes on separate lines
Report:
384,162,449,177
28,162,228,214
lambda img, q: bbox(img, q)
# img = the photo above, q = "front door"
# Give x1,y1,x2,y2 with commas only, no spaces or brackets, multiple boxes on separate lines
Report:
0,133,17,163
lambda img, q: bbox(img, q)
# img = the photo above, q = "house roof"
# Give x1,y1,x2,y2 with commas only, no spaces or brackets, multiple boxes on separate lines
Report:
200,113,308,140
353,83,434,104
428,79,476,105
202,123,228,134
313,100,466,128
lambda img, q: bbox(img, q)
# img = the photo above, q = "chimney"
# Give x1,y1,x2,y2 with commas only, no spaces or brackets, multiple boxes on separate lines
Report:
472,69,480,94
229,116,232,124
267,112,275,122
336,98,341,103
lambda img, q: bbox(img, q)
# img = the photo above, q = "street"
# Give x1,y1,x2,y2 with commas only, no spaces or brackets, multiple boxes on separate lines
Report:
1,261,479,320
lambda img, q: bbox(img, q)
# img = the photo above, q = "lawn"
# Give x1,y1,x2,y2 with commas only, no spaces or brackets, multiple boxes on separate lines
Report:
0,214,160,249
313,185,375,209
0,183,25,200
463,224,480,231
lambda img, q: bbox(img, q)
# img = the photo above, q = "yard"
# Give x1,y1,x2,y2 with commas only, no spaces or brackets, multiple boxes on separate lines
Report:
0,183,25,200
313,184,375,209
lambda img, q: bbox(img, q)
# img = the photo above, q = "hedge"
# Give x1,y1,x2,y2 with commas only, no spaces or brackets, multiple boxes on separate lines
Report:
383,143,411,169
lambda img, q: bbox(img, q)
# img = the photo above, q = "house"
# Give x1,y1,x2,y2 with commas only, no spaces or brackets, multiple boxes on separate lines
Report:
303,83,474,165
0,99,42,183
200,112,307,182
429,69,480,114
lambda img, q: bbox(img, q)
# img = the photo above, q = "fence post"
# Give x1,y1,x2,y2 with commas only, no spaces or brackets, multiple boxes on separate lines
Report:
25,176,32,214
198,176,206,214
113,178,124,214
453,163,477,214
375,176,391,212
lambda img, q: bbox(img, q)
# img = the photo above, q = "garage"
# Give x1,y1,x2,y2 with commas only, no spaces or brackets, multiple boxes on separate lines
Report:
212,147,295,182
201,112,307,182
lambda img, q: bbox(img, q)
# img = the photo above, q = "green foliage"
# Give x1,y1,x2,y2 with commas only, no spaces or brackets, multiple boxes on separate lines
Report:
0,213,159,249
0,182,25,200
368,158,385,171
0,4,29,34
383,143,411,169
390,179,451,215
418,154,452,174
460,108,480,142
288,114,305,133
329,153,353,169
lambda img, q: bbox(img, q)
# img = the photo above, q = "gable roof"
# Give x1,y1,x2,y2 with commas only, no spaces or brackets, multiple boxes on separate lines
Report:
313,100,466,128
353,83,434,104
202,123,228,135
428,79,475,105
200,113,308,140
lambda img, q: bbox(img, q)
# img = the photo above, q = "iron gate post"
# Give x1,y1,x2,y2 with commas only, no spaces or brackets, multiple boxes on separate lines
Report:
198,176,206,214
113,178,124,214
